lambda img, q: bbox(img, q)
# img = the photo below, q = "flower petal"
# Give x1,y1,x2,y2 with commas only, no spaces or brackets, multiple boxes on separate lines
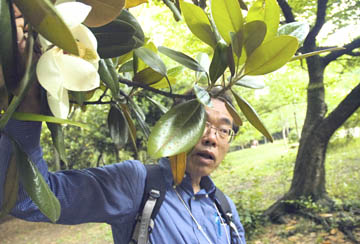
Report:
47,89,69,119
73,24,98,52
58,54,100,92
55,2,91,29
36,48,64,100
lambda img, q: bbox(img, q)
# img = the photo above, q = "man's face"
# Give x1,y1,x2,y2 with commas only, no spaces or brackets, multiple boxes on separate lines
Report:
186,98,234,178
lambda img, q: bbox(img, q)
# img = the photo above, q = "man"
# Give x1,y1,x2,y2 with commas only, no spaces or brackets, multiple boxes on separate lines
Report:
0,6,246,244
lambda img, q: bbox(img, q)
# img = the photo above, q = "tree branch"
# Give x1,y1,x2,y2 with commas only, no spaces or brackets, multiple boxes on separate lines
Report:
318,82,360,141
304,0,328,49
276,0,295,23
323,37,360,65
118,77,194,100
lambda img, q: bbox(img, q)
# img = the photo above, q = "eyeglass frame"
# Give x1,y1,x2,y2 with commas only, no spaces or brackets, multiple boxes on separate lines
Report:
204,121,235,143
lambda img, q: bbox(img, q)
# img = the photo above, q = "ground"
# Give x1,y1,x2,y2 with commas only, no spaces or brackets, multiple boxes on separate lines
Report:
1,216,359,244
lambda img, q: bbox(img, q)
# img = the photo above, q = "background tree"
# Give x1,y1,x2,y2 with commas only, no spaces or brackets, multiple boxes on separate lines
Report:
265,0,360,223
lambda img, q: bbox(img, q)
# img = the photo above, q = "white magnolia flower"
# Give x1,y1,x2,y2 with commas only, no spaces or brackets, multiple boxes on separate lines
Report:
36,1,100,119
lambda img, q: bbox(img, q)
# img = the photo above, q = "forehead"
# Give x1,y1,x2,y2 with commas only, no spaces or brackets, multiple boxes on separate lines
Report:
205,98,233,125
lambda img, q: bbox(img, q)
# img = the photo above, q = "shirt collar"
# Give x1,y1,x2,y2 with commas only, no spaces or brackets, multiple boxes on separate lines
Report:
159,158,216,196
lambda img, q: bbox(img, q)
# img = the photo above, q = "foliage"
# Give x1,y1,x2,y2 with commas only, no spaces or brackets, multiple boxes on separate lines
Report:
0,0,330,221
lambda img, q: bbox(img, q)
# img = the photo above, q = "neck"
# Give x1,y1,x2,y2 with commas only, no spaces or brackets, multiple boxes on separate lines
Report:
191,175,202,193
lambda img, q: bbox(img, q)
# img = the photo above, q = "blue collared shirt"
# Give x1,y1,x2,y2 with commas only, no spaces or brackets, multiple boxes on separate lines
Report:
0,120,246,244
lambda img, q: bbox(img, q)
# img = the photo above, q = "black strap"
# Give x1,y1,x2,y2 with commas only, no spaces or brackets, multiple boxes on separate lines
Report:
214,187,235,244
142,164,167,220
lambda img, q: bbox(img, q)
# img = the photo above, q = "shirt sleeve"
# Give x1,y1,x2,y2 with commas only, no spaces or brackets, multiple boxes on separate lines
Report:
0,120,146,225
227,196,247,244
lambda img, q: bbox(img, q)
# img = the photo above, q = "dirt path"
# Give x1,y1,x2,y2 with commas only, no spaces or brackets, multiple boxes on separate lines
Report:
0,217,112,244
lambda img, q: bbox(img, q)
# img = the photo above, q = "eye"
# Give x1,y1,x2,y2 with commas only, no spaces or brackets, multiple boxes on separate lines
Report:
219,127,230,135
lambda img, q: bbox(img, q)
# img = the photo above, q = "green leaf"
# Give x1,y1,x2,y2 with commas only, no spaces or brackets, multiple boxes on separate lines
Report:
98,59,118,97
148,99,206,158
194,85,212,107
211,0,243,44
230,31,244,58
278,22,310,45
180,1,217,48
14,0,79,55
158,46,206,72
119,104,137,152
81,0,125,27
107,105,129,148
119,60,133,73
168,66,184,77
244,20,267,57
11,112,90,129
231,91,273,142
246,0,280,43
290,47,345,61
244,35,298,76
145,96,168,114
104,59,119,92
133,67,164,85
69,91,86,106
235,76,266,89
0,155,19,219
128,99,150,139
0,63,8,112
224,101,243,126
46,122,68,168
209,42,229,83
91,10,144,58
134,47,167,76
0,0,17,93
13,141,61,223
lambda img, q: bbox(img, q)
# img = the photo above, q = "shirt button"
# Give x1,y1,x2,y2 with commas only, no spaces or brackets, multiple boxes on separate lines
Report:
192,196,196,200
205,194,209,198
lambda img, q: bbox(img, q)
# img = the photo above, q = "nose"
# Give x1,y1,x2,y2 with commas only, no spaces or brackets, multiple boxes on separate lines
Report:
202,127,217,147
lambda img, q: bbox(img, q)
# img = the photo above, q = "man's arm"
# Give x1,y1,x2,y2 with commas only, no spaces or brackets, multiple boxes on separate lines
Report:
0,119,147,225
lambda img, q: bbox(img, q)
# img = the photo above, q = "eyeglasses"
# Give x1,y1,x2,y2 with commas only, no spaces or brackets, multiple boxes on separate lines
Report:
204,121,235,143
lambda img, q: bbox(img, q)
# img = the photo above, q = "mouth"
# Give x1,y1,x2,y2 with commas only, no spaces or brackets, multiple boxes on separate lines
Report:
196,151,215,161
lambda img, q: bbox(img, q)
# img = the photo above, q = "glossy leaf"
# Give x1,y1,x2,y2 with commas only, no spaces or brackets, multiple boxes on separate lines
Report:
149,76,176,89
244,20,267,57
70,91,87,106
134,47,167,76
0,154,19,219
108,105,129,148
0,0,17,93
168,66,184,77
195,53,210,82
80,0,125,27
98,59,118,97
244,35,298,76
148,99,206,158
11,112,90,129
180,1,217,48
278,22,310,45
104,59,119,93
14,0,79,55
133,67,164,85
225,101,243,126
145,96,168,114
209,42,229,84
227,44,235,77
290,47,345,61
211,0,243,44
230,31,243,58
194,85,212,107
232,91,273,142
246,0,280,43
119,104,137,152
91,10,144,58
158,46,206,72
169,152,187,185
14,141,61,223
238,0,248,10
46,122,68,168
235,76,266,89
